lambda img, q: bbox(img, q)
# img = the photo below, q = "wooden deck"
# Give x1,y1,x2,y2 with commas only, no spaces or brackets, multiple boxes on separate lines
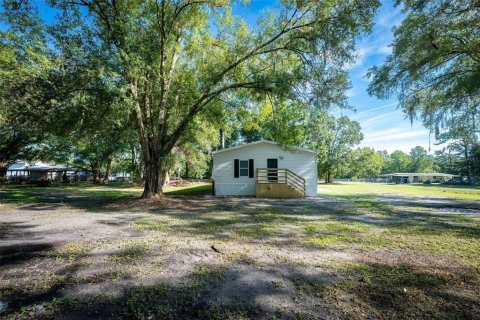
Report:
255,168,306,198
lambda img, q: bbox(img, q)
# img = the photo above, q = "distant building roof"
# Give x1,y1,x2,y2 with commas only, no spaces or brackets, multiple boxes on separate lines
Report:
28,165,72,172
7,162,29,170
7,165,85,172
380,173,460,177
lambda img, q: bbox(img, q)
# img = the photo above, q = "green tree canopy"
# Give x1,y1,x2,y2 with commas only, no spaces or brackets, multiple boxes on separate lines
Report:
409,146,435,173
435,116,478,181
367,0,479,139
350,147,383,179
383,150,412,173
309,114,363,183
2,0,379,197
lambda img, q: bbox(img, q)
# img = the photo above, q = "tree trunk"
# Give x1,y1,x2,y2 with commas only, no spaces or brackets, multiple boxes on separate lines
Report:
142,154,160,198
0,163,7,183
464,142,473,184
91,161,100,183
92,169,99,183
103,158,112,183
130,143,143,183
161,169,170,187
157,157,167,194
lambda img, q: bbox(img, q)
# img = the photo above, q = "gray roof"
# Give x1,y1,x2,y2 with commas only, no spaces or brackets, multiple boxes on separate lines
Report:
212,140,317,155
7,162,29,170
8,165,84,172
29,166,71,172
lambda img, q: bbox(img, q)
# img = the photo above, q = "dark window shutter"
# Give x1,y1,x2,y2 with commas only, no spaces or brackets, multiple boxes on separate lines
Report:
248,159,254,178
234,159,239,178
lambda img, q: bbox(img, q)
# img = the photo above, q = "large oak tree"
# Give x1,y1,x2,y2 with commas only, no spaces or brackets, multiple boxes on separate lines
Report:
4,0,379,197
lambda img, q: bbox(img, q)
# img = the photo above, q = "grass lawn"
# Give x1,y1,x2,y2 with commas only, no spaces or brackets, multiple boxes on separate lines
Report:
0,182,479,319
319,181,480,200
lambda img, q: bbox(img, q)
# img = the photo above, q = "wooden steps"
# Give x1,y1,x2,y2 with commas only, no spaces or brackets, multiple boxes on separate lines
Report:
255,168,306,198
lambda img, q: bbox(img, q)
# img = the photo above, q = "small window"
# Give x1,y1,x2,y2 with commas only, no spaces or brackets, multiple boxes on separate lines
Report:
239,160,249,176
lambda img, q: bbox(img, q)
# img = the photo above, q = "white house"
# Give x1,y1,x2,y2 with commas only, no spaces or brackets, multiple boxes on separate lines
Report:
212,140,318,197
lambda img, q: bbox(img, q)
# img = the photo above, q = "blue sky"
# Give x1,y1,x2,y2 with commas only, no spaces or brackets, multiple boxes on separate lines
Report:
340,0,436,154
238,0,436,154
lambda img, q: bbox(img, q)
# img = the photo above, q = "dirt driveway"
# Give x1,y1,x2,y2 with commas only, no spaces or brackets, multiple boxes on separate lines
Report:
1,186,479,319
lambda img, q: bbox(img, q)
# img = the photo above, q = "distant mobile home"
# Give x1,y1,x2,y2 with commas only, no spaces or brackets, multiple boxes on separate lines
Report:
380,173,460,184
212,140,318,198
6,163,90,183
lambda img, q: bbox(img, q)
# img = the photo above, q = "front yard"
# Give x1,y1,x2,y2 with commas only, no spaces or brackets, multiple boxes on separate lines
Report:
0,182,479,319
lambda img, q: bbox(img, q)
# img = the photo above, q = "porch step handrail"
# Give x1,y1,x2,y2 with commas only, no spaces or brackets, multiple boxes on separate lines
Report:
286,169,306,195
256,168,306,196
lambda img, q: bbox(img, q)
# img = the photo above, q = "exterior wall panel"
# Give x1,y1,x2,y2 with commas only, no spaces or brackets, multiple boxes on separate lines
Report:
213,142,318,197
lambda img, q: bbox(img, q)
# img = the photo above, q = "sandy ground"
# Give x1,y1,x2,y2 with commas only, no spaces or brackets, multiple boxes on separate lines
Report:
1,189,479,319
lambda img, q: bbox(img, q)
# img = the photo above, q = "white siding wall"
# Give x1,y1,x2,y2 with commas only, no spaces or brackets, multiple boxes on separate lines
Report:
213,142,318,197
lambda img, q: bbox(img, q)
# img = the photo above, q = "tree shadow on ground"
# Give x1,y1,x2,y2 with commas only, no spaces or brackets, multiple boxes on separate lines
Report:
332,261,480,319
0,185,139,210
131,194,480,245
0,242,53,267
1,186,479,319
1,185,479,243
2,256,478,320
0,184,214,213
319,193,480,238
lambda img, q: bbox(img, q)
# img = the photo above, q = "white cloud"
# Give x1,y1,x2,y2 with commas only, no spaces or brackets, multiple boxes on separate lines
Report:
363,110,397,123
347,1,404,71
366,129,427,141
375,1,404,27
378,45,392,55
350,102,398,118
346,88,357,98
348,45,371,69
358,127,440,153
363,127,405,139
347,39,392,70
359,126,436,153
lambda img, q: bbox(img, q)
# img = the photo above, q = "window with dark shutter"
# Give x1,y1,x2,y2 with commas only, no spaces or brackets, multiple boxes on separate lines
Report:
234,159,239,178
239,160,248,176
248,159,254,178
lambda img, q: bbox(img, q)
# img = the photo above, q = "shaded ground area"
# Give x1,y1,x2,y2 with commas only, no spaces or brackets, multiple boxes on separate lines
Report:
0,183,479,319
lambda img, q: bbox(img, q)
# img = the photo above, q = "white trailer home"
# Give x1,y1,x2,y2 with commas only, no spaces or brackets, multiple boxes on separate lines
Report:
212,140,318,198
